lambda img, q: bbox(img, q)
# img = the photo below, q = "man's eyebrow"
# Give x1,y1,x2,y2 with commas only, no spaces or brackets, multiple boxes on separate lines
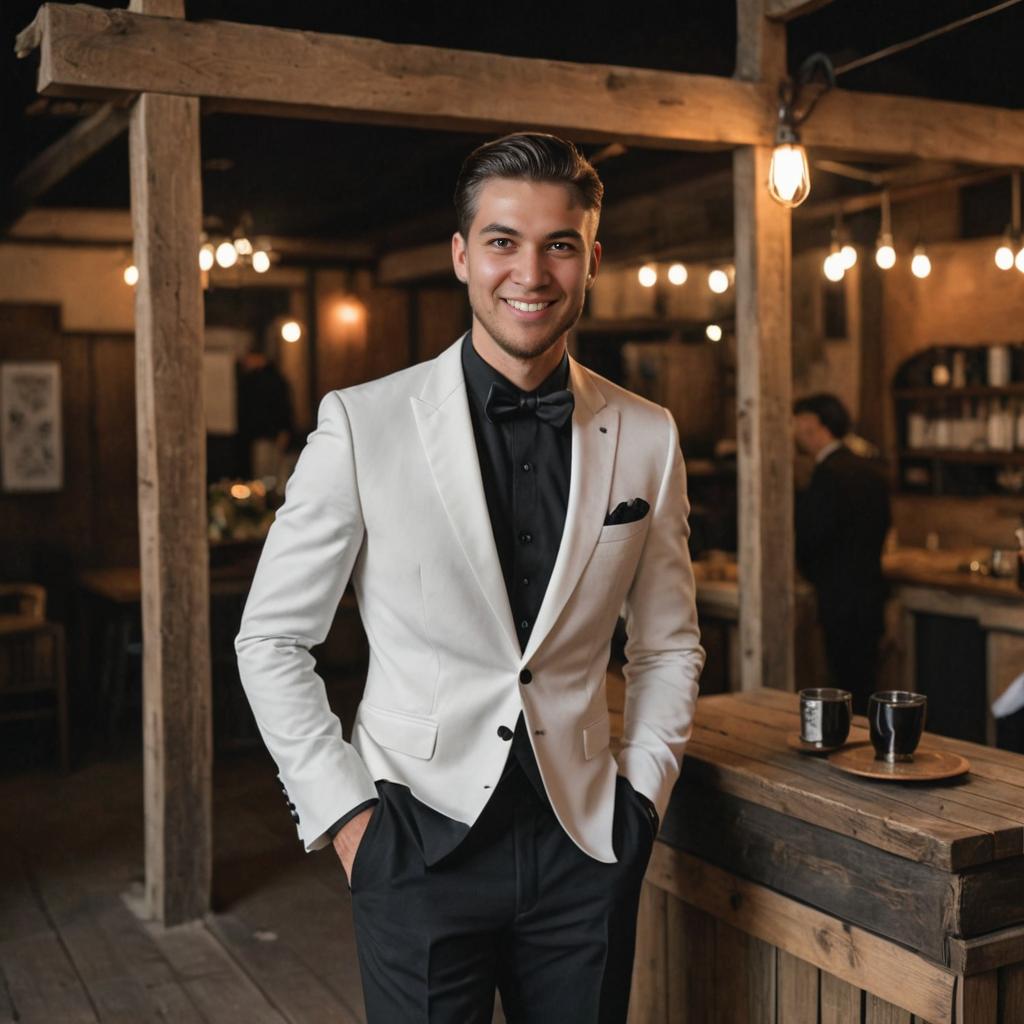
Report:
477,223,585,243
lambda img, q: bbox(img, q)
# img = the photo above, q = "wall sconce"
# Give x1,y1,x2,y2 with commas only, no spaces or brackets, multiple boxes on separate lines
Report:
768,53,836,209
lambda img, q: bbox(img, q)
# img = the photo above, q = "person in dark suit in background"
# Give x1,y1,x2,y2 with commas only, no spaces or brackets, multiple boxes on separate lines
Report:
793,393,892,714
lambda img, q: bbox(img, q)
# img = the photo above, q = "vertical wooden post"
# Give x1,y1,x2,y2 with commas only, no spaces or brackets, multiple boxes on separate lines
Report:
734,0,795,692
128,0,211,924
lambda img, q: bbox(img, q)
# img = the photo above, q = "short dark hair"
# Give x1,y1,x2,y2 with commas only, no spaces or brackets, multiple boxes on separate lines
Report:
793,393,851,439
453,132,604,238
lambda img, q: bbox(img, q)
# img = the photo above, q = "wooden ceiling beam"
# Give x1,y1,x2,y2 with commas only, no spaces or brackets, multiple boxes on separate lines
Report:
764,0,834,22
17,5,1024,167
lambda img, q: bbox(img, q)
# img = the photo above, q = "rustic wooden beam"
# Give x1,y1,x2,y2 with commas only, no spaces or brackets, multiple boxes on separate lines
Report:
733,1,795,694
20,4,1024,166
764,0,834,21
5,102,130,229
129,84,211,925
21,4,769,149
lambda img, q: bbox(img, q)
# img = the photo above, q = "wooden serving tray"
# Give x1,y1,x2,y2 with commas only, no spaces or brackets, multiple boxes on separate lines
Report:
827,743,970,781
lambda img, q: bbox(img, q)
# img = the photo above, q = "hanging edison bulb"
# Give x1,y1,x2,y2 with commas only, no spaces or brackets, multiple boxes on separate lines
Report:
667,262,688,286
911,246,932,279
768,141,811,208
995,238,1016,271
638,264,657,288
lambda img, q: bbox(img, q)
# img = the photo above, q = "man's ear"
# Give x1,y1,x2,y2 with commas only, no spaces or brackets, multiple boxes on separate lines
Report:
452,232,468,283
586,240,602,289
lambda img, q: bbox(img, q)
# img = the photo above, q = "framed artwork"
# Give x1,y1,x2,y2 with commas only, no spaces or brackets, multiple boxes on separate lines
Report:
1,361,63,492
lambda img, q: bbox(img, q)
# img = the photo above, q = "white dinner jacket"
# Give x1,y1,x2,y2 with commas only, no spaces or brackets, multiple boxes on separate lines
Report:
235,336,705,862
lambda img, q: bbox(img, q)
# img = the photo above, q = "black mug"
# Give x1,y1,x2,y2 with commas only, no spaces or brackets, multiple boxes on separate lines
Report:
799,688,852,748
869,691,927,762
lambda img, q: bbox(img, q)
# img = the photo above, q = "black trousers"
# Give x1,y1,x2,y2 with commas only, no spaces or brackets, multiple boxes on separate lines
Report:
349,763,656,1023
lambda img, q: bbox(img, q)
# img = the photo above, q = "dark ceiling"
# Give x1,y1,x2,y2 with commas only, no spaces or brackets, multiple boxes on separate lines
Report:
3,1,1023,250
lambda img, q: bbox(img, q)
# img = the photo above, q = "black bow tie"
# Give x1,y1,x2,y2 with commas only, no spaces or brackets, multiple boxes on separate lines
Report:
484,380,575,429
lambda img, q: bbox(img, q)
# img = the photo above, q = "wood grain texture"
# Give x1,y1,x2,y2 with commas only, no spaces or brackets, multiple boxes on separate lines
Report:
778,948,818,1024
735,0,787,86
866,993,913,1023
821,971,862,1024
999,963,1024,1024
955,972,998,1024
629,882,668,1024
764,0,834,20
734,145,795,693
129,88,211,925
646,843,956,1023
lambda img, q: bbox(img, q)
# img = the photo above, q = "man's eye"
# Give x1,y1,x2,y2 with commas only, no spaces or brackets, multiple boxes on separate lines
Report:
549,242,573,252
490,238,512,248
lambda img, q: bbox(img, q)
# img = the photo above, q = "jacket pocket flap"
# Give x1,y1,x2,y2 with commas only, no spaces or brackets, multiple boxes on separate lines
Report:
582,715,610,760
359,703,439,760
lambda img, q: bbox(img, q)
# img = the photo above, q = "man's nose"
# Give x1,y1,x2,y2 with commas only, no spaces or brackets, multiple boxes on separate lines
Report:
511,247,548,290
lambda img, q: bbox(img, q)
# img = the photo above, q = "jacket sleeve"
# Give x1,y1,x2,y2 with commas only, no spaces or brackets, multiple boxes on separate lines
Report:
616,408,705,825
235,391,378,852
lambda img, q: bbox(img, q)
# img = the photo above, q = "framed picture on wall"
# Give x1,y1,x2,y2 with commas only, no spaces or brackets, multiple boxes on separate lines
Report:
1,361,63,492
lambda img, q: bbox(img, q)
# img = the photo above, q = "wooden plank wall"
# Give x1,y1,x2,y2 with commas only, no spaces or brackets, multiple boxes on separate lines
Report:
627,844,1024,1024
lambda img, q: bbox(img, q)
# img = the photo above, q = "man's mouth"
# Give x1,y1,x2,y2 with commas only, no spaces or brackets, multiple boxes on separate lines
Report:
503,298,554,312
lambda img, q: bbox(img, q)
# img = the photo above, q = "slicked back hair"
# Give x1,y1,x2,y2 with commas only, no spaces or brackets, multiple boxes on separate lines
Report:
453,132,604,239
793,393,851,440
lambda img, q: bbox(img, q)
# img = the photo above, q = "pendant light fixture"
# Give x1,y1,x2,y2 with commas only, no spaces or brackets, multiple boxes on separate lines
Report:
995,170,1022,272
875,190,896,270
768,53,835,209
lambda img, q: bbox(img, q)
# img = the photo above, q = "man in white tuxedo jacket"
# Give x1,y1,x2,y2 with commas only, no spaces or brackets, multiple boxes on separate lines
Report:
236,132,704,1023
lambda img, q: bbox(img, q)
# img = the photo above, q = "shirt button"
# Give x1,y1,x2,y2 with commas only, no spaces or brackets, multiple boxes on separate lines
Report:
519,669,532,684
521,462,532,473
521,577,530,586
519,532,532,544
519,619,530,631
497,725,514,741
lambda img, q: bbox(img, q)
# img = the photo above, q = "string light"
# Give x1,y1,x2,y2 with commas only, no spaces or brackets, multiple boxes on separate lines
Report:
252,251,271,274
123,265,139,286
638,264,658,288
911,245,932,279
215,241,238,269
875,190,896,270
996,170,1022,271
667,262,688,286
705,324,723,342
280,320,302,343
708,268,730,294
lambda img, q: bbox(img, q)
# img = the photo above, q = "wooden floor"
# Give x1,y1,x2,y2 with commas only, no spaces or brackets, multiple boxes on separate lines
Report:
0,745,506,1023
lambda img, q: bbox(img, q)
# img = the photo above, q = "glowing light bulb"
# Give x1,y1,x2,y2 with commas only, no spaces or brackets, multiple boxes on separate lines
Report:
823,252,845,282
705,324,723,342
215,241,238,268
911,247,931,279
708,269,730,294
230,483,252,500
667,262,688,286
1016,247,1024,273
198,244,215,272
233,236,253,256
123,264,139,286
251,250,271,274
875,233,896,270
991,242,1015,270
638,264,657,288
336,301,362,324
840,244,857,270
280,320,302,343
768,143,811,208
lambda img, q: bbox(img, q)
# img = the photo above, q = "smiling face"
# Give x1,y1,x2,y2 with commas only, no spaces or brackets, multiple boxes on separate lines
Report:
452,177,601,380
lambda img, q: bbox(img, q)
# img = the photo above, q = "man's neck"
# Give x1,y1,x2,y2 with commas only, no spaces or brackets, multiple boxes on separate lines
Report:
470,327,568,392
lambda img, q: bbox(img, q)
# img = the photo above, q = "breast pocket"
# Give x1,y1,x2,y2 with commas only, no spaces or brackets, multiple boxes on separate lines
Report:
595,518,649,546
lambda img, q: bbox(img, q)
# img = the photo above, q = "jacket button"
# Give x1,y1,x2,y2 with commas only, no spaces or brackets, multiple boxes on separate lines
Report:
519,669,532,684
497,725,514,741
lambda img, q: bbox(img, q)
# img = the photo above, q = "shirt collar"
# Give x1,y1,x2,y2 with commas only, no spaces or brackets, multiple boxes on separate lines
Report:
816,439,843,464
460,331,570,413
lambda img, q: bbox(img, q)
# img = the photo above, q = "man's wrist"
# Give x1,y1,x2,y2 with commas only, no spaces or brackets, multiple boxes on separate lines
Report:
325,797,379,841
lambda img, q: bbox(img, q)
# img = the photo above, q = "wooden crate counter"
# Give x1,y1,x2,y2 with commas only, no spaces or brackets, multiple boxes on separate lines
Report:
621,687,1024,1024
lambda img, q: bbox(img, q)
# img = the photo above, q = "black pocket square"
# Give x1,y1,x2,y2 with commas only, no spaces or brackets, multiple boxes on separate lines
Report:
604,498,650,526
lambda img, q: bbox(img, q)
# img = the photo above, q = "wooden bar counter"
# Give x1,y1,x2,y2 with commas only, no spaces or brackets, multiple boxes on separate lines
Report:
625,688,1024,1023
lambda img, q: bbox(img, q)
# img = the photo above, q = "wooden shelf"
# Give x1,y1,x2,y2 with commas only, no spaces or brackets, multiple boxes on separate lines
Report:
894,385,1024,400
899,448,1024,464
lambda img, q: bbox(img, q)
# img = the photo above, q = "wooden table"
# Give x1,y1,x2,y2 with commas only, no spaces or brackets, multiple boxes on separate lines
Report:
628,688,1024,1023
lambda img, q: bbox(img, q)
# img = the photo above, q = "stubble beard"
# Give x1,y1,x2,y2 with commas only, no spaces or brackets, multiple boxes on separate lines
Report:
471,294,585,364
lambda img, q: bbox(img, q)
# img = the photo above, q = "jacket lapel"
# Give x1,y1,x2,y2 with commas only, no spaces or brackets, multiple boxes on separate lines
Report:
521,358,619,665
411,340,520,659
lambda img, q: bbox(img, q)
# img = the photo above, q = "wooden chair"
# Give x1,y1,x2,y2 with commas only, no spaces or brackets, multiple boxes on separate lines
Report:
0,583,70,771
